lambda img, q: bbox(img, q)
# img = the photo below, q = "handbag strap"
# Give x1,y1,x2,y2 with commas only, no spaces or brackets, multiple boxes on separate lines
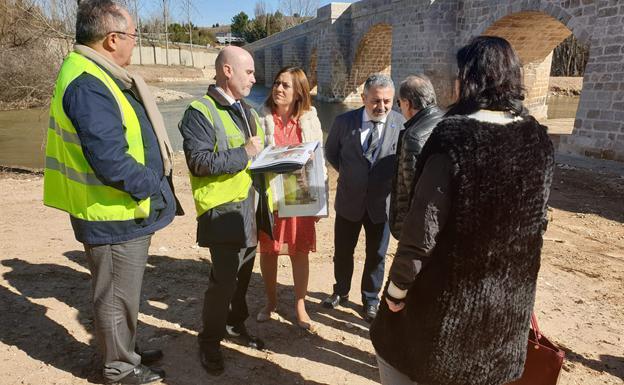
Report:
530,313,543,341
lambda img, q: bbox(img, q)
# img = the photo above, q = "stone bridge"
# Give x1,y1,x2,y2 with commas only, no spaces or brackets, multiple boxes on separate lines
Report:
244,0,624,161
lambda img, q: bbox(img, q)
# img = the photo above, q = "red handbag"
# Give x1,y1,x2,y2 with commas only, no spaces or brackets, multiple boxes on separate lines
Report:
508,314,565,385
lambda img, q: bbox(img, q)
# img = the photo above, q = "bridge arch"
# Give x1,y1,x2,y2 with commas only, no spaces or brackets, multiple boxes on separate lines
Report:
345,22,393,102
481,11,580,119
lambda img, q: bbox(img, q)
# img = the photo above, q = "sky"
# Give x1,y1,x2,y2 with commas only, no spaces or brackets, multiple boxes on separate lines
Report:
144,0,357,27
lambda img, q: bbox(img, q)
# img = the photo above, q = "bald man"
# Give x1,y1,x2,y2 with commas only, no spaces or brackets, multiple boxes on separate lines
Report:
178,46,272,375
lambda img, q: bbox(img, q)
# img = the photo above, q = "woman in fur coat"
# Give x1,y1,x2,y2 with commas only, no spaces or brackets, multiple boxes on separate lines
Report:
370,36,555,385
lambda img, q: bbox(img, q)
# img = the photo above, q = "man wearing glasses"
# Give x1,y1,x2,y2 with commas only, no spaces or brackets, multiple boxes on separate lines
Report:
389,74,443,239
43,0,180,383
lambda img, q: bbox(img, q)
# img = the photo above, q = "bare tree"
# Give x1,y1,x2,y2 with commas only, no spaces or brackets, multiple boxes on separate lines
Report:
179,0,195,66
1,0,67,108
279,0,318,17
33,0,77,37
161,0,170,65
551,34,589,77
254,0,268,18
127,0,144,64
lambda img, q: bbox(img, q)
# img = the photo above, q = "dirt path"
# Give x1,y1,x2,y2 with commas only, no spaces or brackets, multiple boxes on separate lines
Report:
0,154,622,385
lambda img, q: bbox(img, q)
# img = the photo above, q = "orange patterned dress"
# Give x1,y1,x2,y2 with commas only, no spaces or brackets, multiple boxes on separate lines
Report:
258,113,317,255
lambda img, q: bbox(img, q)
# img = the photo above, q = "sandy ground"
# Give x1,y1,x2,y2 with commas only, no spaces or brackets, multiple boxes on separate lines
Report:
549,77,584,96
0,151,622,385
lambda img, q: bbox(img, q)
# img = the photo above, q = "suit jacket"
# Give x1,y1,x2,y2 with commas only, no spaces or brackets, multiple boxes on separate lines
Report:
325,107,405,224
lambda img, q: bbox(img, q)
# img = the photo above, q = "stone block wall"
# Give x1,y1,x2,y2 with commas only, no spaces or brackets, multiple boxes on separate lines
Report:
269,45,284,86
523,53,554,120
244,0,624,160
391,0,458,106
253,50,265,86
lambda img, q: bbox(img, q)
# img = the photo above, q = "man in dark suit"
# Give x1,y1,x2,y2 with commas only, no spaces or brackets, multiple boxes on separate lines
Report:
323,73,406,322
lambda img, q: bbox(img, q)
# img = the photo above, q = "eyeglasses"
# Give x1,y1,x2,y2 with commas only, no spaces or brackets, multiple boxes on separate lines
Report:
108,31,139,41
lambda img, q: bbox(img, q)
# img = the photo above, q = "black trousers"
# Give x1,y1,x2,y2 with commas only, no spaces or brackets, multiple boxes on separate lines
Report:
332,212,390,306
198,245,256,349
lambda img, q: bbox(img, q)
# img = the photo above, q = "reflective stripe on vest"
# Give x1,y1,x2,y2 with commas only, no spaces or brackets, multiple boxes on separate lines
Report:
188,95,272,217
43,51,150,221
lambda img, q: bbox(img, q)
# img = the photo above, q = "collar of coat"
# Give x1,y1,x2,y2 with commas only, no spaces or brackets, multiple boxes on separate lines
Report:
205,84,259,136
207,84,253,112
404,105,442,129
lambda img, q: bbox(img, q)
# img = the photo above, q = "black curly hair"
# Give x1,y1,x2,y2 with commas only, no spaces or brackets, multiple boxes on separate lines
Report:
446,36,527,117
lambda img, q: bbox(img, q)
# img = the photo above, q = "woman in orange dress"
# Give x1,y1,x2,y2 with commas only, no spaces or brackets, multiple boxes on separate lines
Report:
257,67,324,330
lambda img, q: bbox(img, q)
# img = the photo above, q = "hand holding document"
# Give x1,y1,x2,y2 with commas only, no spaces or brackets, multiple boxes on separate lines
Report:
249,141,319,174
252,141,328,218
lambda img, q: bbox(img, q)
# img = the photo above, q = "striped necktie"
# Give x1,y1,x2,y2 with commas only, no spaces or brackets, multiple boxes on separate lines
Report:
364,121,382,163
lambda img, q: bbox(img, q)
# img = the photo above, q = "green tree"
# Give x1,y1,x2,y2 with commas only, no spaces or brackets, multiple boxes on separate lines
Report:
166,23,215,46
243,17,267,43
231,11,249,36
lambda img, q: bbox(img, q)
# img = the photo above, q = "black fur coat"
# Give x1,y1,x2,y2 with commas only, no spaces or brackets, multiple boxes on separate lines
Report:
370,114,555,385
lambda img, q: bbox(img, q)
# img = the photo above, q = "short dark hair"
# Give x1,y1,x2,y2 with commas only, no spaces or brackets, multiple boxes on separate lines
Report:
363,73,394,95
75,0,127,45
399,74,437,110
447,36,526,117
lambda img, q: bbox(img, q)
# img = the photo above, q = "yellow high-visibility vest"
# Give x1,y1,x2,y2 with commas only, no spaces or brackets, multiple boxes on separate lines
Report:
188,95,272,217
43,51,150,220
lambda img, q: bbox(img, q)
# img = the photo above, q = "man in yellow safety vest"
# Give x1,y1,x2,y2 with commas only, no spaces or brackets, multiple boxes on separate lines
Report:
43,1,180,383
178,46,273,376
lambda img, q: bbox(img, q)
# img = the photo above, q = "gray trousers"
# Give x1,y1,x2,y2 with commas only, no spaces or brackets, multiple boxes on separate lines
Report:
84,234,151,382
377,353,420,385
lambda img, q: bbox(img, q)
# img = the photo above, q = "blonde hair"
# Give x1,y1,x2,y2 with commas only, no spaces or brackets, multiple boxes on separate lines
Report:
265,66,312,118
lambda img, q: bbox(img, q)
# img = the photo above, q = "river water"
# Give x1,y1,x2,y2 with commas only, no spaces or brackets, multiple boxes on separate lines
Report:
0,82,577,169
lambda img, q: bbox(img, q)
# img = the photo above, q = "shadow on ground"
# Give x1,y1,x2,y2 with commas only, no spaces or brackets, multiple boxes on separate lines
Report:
1,250,379,384
548,165,624,224
563,347,624,381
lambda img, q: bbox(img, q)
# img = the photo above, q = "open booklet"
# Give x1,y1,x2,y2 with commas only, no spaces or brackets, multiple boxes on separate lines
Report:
249,141,319,174
270,144,328,218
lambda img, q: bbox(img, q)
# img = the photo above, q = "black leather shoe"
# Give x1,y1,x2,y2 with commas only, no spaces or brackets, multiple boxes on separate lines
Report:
199,346,224,376
322,293,349,309
225,324,265,350
364,303,378,323
110,364,165,384
139,349,163,365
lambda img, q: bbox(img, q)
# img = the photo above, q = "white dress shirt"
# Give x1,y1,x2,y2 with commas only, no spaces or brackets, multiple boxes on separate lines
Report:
214,86,251,136
360,109,387,147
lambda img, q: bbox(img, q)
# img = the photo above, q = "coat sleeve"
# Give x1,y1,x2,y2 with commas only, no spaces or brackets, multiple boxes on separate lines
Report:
63,75,160,201
387,153,453,296
324,115,342,171
178,107,249,177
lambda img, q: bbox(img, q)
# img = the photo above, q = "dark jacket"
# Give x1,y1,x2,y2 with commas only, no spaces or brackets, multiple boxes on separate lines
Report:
389,105,444,239
370,115,555,385
63,69,177,245
324,107,405,224
178,85,273,248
